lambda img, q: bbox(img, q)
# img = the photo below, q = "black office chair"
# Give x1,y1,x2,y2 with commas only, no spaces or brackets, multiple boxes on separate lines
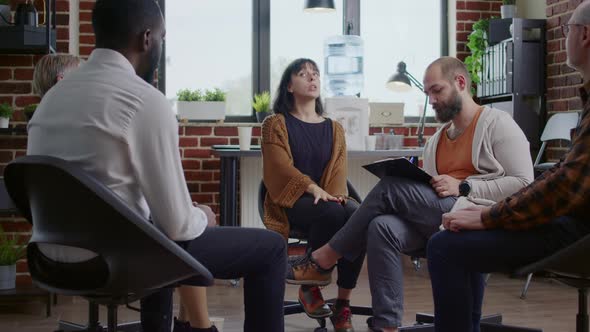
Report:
4,155,214,332
514,231,590,332
258,180,372,332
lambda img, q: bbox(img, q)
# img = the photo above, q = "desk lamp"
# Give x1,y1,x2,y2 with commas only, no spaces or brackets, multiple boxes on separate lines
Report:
386,61,429,147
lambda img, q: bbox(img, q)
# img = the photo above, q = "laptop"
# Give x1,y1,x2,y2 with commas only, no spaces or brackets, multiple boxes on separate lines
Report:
369,102,404,125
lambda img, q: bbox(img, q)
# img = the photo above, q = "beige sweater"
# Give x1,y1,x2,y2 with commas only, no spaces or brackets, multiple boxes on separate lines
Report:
423,106,534,210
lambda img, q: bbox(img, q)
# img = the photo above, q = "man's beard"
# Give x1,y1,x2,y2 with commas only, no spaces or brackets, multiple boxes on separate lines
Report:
141,47,161,85
433,89,462,123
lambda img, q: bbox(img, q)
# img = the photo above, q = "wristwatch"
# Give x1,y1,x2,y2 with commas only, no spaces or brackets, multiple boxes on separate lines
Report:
459,180,471,197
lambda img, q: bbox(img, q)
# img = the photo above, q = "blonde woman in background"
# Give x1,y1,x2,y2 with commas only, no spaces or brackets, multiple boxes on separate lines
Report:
33,54,82,97
32,53,216,332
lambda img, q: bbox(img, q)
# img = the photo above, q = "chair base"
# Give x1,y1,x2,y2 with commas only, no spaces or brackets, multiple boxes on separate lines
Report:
285,298,373,331
56,320,141,332
55,301,141,332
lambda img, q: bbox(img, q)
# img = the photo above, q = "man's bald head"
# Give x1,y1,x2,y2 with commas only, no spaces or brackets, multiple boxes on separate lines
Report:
570,1,590,25
426,56,472,91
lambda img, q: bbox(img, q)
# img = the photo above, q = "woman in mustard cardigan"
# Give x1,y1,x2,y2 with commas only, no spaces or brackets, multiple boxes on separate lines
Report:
261,58,364,332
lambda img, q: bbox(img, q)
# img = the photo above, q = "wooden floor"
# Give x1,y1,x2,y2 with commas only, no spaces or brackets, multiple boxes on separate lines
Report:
0,259,579,331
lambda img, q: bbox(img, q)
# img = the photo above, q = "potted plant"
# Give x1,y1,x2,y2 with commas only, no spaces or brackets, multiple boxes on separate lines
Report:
23,103,38,121
0,224,26,290
0,102,14,128
252,91,271,123
464,18,490,95
0,0,10,27
176,88,226,121
501,0,517,19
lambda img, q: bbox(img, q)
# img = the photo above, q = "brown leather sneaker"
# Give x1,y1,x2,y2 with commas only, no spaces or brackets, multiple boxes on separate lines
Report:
330,304,354,332
298,286,332,318
286,251,334,286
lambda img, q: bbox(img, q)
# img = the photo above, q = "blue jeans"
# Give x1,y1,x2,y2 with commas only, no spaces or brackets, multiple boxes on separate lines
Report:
427,216,590,332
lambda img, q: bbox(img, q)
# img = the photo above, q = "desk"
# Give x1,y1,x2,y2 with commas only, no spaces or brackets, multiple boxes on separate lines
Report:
211,145,423,227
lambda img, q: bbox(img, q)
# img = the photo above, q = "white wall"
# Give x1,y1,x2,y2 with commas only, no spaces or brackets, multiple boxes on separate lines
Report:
69,0,79,55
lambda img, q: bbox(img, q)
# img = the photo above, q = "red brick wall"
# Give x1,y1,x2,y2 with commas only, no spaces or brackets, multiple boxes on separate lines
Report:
455,0,503,61
0,0,70,286
545,0,586,160
79,0,95,57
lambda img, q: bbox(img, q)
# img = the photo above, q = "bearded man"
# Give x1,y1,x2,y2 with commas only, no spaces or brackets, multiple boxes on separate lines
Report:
286,56,534,332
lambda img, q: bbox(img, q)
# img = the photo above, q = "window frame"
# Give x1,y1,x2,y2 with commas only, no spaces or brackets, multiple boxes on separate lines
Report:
158,0,447,123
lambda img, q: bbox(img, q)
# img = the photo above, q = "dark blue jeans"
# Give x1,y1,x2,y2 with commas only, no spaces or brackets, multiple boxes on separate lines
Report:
140,226,287,332
427,216,590,332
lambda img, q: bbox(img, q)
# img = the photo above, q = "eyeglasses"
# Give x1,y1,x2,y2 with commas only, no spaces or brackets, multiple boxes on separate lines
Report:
562,24,582,38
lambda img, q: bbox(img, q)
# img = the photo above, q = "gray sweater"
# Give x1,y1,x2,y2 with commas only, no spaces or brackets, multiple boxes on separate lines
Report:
423,106,534,210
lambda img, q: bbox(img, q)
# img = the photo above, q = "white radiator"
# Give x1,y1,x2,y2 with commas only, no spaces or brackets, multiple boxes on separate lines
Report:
239,157,382,228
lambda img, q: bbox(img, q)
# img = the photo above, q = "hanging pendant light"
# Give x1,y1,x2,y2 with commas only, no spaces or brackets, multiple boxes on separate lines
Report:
304,0,336,13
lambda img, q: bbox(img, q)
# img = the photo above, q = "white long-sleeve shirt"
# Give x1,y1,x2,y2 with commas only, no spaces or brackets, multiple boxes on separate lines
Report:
27,49,207,261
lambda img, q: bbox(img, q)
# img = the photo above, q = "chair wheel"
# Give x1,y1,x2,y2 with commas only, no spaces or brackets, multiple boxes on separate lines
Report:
367,316,374,327
314,328,328,332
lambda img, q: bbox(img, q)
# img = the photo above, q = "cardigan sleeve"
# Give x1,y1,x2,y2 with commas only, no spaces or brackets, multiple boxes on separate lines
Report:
261,115,314,208
468,113,534,202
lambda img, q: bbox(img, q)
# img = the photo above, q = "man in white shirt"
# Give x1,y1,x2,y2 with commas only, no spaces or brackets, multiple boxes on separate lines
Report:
26,1,286,331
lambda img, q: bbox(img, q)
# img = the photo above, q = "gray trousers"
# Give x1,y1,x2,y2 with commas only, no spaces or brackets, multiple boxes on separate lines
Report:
329,176,457,328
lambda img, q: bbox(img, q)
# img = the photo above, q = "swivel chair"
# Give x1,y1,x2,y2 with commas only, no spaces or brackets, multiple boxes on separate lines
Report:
514,231,590,332
4,155,213,332
258,180,373,332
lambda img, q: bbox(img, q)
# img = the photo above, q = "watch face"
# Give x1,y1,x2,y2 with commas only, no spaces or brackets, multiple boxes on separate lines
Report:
459,181,470,196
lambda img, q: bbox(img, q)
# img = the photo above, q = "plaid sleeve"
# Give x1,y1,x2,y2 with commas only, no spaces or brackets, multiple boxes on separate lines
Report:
482,107,590,230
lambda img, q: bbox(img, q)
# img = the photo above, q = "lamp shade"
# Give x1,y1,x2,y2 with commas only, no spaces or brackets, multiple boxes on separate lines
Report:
386,62,413,92
304,0,336,12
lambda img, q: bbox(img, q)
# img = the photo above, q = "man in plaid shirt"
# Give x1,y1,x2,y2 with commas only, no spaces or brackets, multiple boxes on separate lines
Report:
426,2,590,331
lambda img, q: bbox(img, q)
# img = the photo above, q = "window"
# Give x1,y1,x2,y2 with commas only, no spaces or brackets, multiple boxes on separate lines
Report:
361,0,443,117
270,0,344,99
163,0,253,117
161,0,446,121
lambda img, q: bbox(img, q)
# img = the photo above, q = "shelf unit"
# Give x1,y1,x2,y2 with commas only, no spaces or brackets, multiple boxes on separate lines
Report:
477,18,546,149
0,0,56,54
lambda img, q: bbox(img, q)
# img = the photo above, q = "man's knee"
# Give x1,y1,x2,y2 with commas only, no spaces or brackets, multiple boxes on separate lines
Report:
263,229,287,258
426,230,453,261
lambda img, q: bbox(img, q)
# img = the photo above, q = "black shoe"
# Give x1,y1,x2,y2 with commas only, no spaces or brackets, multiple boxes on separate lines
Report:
173,317,190,332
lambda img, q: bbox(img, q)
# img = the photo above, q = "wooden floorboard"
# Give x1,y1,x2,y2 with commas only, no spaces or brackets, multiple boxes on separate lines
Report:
0,259,579,331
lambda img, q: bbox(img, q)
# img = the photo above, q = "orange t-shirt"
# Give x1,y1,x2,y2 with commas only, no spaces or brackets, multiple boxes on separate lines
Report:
435,107,483,181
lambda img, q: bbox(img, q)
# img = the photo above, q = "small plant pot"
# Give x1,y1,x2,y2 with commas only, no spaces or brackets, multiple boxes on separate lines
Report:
256,111,270,123
177,101,226,121
0,117,9,128
0,265,16,290
501,5,517,19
